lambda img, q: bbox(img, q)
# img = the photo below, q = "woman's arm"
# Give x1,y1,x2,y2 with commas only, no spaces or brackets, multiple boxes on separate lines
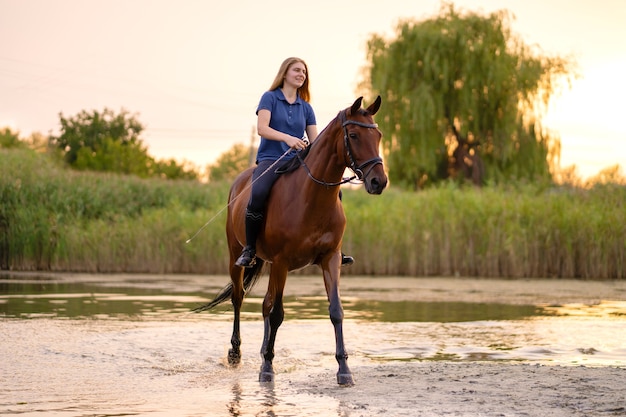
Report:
305,124,318,142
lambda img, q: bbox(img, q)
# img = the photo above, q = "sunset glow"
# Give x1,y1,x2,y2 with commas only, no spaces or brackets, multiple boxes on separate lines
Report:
1,0,624,179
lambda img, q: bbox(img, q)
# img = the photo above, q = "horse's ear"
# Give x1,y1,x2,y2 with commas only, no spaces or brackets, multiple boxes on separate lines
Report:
366,95,382,116
351,97,364,115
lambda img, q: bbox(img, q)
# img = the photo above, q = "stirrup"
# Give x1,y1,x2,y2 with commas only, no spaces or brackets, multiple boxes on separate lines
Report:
341,253,354,266
235,247,256,268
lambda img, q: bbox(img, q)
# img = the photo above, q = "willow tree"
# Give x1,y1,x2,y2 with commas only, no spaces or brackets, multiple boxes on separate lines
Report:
363,3,575,189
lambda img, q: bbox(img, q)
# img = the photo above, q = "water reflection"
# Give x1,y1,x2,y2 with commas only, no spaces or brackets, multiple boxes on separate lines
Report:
0,277,208,319
287,296,544,322
228,382,280,417
4,273,625,368
1,275,546,323
228,382,244,416
2,274,625,417
543,300,626,319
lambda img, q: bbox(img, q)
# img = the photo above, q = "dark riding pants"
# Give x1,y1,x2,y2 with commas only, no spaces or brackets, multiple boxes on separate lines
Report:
247,159,283,214
243,159,285,249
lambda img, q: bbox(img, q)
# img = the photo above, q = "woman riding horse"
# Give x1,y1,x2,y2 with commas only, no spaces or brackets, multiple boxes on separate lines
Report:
195,94,386,385
235,57,353,268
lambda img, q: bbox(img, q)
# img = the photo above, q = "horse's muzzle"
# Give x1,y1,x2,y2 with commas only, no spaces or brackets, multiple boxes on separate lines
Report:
365,174,388,195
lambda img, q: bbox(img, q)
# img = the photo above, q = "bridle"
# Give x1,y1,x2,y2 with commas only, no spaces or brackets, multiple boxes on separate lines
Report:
297,109,383,187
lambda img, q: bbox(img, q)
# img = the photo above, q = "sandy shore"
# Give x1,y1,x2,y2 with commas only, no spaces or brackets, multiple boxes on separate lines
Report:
297,362,626,416
289,277,626,416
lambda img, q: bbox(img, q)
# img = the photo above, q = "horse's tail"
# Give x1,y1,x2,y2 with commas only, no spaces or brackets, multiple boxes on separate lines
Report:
191,260,265,313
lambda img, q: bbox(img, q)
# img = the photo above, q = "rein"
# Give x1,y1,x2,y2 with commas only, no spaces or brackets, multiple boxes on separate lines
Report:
297,110,382,187
185,147,293,243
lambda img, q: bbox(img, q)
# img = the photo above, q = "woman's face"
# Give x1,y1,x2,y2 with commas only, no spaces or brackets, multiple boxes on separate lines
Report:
284,62,307,89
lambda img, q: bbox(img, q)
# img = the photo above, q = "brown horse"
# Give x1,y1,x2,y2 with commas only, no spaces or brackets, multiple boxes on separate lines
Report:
194,96,387,386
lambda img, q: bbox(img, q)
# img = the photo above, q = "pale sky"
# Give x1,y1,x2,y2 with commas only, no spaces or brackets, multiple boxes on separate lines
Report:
1,0,625,179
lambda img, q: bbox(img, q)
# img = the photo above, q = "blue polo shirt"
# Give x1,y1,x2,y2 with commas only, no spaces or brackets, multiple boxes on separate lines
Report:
255,89,316,162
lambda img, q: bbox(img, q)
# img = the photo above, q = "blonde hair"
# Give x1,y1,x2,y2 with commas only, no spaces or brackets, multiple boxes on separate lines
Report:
268,57,311,102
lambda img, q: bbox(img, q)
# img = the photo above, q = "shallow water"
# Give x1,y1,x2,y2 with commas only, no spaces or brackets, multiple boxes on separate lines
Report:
1,273,625,416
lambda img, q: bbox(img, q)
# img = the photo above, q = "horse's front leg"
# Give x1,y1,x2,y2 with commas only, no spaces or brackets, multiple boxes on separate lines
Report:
323,255,354,386
259,266,287,383
228,266,245,365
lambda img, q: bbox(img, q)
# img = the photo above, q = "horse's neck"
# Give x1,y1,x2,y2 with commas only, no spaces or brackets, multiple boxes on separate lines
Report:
298,167,343,200
306,125,346,184
272,121,344,208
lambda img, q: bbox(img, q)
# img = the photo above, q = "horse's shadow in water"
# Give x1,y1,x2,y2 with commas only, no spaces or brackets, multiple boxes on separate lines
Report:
194,96,387,386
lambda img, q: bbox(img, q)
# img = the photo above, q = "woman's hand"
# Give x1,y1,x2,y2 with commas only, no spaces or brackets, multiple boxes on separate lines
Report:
285,136,308,151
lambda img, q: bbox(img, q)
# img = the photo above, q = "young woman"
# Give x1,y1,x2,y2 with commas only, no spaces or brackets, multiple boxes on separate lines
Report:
235,57,354,268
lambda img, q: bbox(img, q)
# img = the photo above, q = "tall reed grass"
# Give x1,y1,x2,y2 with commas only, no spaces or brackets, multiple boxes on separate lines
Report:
342,183,625,278
1,149,229,273
2,149,624,278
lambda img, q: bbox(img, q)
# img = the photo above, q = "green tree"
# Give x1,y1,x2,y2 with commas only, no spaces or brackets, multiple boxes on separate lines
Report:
0,127,25,149
363,3,576,189
208,143,254,182
50,108,198,180
51,108,146,169
153,158,199,181
72,136,153,177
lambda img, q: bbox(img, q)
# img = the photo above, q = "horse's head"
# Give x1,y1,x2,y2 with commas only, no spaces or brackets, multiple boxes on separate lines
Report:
341,96,388,194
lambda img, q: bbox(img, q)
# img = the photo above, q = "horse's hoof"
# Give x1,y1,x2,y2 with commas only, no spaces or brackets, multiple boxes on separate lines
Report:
259,371,275,383
227,349,241,365
337,373,354,386
259,362,274,383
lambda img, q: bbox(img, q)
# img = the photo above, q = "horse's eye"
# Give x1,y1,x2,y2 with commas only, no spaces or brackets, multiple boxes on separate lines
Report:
349,133,358,140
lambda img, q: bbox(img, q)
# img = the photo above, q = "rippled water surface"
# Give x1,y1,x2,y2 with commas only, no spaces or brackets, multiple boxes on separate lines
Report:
1,273,625,416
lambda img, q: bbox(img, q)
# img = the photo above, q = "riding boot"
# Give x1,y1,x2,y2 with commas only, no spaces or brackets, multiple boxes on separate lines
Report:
235,210,264,268
341,253,354,266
